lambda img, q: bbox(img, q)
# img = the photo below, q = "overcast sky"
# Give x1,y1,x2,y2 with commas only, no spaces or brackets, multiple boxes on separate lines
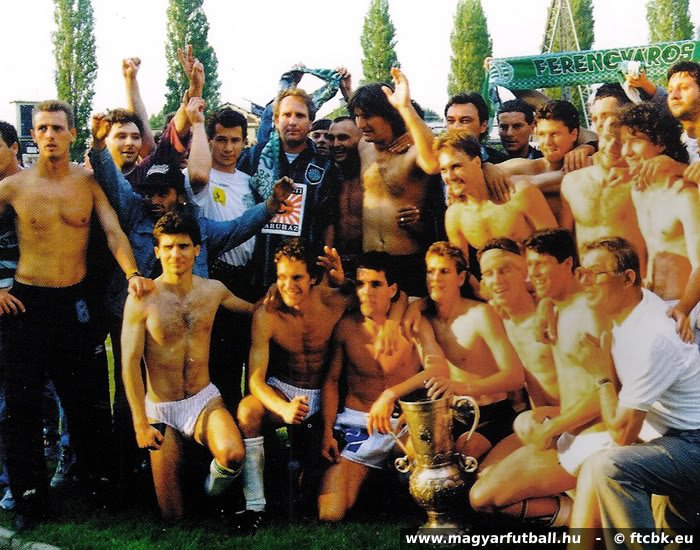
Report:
2,0,699,126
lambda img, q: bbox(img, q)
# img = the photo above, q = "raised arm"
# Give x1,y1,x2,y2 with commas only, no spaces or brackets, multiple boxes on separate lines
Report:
121,294,163,450
123,57,156,157
172,46,205,138
185,96,211,194
383,67,439,175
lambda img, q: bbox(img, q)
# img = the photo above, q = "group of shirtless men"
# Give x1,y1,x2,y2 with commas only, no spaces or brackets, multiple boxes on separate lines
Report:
1,47,700,545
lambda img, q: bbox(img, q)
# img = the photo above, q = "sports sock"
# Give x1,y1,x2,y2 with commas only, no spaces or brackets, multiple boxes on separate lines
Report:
204,458,242,497
242,436,266,512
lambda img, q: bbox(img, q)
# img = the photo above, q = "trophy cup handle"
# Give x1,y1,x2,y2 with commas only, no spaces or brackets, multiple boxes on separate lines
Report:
457,453,479,473
395,455,412,474
452,395,480,443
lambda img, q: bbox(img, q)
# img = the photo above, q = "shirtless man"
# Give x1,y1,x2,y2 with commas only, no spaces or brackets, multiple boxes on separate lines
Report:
349,67,442,296
498,101,581,223
619,103,700,338
416,242,525,460
588,83,631,135
436,129,556,260
561,117,647,274
0,100,151,529
236,239,357,532
478,238,559,410
318,252,448,522
327,116,364,274
475,238,559,468
121,211,250,520
469,229,610,528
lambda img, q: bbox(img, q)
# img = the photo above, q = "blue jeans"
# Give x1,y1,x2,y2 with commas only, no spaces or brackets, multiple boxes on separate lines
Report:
591,429,700,549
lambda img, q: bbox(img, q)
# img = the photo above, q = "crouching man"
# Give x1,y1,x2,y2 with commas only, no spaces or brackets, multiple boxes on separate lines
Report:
318,252,448,522
121,211,253,519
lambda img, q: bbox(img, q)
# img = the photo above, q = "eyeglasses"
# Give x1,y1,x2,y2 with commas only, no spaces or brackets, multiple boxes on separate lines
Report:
575,267,622,285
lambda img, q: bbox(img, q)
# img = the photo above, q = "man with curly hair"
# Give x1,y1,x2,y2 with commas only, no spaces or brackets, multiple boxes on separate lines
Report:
619,102,700,343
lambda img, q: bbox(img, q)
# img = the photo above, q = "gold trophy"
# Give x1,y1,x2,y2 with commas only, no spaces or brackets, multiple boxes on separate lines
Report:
394,394,480,531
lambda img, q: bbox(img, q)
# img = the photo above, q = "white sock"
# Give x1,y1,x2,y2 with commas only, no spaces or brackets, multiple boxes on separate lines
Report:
242,436,266,512
204,458,242,497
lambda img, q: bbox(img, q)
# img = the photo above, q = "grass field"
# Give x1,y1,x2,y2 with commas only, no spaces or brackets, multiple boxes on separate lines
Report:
0,341,468,549
0,506,413,550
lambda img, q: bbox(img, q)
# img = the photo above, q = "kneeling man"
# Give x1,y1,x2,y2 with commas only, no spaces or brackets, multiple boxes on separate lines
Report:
318,252,448,522
236,239,359,531
121,211,251,519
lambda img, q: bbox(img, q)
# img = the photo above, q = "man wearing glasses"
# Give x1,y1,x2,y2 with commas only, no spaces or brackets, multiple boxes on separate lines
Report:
571,237,700,541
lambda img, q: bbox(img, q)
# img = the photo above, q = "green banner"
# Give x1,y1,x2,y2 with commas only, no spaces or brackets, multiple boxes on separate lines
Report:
486,40,700,91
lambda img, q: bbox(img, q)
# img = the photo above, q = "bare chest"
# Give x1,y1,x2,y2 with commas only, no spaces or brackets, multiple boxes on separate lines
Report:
272,307,340,355
504,319,552,371
456,203,531,248
345,327,414,379
15,183,92,230
146,292,218,344
633,189,683,242
361,151,425,203
338,176,364,218
574,182,633,226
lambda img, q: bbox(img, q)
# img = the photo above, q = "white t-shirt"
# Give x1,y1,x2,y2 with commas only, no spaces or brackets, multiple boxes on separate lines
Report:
187,169,256,267
682,132,699,164
611,289,700,436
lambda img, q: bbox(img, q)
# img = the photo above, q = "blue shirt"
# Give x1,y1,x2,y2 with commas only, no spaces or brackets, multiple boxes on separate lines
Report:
89,148,273,317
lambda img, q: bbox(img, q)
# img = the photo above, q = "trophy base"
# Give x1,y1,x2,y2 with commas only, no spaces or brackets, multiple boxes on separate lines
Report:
419,512,467,533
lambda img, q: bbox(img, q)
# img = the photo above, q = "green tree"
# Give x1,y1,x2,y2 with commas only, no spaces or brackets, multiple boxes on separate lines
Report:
448,0,492,96
647,0,693,42
52,0,97,161
360,0,399,84
162,0,221,116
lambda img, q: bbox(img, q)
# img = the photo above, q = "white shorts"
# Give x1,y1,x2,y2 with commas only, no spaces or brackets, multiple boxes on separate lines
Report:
334,407,406,470
267,376,321,419
145,383,221,438
557,430,615,476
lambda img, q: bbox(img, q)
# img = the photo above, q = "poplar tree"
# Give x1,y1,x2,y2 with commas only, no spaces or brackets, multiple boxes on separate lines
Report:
448,0,492,95
162,0,221,116
52,0,97,161
647,0,693,42
360,0,399,84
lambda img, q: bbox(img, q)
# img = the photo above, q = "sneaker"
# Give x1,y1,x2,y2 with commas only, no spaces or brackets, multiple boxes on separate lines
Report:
50,446,75,489
231,510,265,535
0,488,15,510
